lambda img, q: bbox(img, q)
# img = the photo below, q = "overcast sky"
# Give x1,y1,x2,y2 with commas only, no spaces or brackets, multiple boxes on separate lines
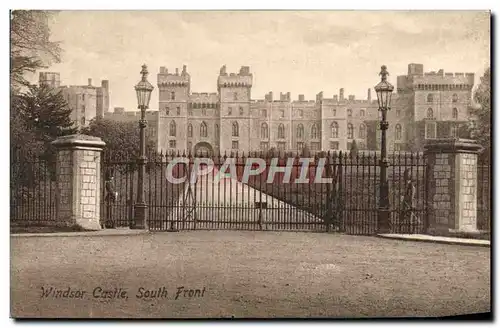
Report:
43,11,490,110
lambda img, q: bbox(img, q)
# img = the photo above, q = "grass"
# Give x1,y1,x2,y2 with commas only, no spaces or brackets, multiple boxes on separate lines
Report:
10,231,491,318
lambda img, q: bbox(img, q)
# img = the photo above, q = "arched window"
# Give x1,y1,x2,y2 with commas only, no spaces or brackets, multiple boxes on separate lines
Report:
261,109,267,117
187,123,193,138
311,124,319,139
170,92,175,100
347,109,352,117
233,92,238,101
427,94,434,103
278,124,285,139
215,124,220,139
296,124,304,139
169,121,176,137
279,110,285,118
427,108,434,119
359,124,366,139
261,123,269,139
452,108,458,119
450,124,458,138
331,122,339,138
232,121,239,137
452,93,458,103
347,123,354,139
165,107,170,115
200,121,208,138
395,124,402,140
332,108,337,117
297,109,303,118
360,109,365,117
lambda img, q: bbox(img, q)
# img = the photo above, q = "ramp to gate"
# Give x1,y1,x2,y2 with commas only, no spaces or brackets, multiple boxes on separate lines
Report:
151,167,324,231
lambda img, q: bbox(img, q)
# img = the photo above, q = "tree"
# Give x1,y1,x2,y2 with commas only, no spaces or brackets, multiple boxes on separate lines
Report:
82,118,158,163
469,67,491,151
10,10,62,91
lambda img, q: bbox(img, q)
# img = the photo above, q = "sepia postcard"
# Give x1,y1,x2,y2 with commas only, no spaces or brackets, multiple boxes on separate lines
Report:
10,10,491,319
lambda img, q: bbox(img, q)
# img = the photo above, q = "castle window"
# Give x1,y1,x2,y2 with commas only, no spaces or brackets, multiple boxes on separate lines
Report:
188,108,193,116
228,107,232,115
176,107,181,115
395,124,402,140
452,93,458,103
332,108,337,117
347,109,352,118
232,121,239,137
310,142,320,151
187,141,192,151
450,124,458,138
200,122,208,138
360,109,365,117
261,123,269,139
215,124,220,139
359,124,366,139
330,141,339,150
165,107,169,115
427,94,433,103
452,107,458,119
425,122,437,139
260,142,269,151
233,92,238,101
347,123,354,139
296,124,304,139
331,122,339,138
396,109,401,117
279,110,285,118
311,124,319,139
171,92,175,100
278,124,285,139
261,109,267,117
297,109,303,118
193,103,198,109
202,103,206,109
169,140,176,149
169,121,176,137
202,108,207,116
297,142,304,151
239,106,244,116
427,108,434,119
187,124,193,138
232,141,239,149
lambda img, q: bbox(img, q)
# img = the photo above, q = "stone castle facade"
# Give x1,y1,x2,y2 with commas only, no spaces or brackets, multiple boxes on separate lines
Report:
153,63,475,154
39,72,110,129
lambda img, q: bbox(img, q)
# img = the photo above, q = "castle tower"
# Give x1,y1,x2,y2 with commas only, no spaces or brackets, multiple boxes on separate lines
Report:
217,65,253,154
96,80,110,119
157,65,190,152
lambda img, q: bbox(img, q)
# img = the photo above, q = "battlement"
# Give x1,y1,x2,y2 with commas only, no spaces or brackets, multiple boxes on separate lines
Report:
217,65,253,87
158,65,190,87
189,92,219,103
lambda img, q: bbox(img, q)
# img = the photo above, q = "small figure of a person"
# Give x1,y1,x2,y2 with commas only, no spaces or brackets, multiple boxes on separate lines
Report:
103,170,118,229
399,168,417,233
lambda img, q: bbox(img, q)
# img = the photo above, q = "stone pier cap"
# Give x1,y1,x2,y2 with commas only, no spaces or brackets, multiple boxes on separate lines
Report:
51,134,106,150
424,138,484,154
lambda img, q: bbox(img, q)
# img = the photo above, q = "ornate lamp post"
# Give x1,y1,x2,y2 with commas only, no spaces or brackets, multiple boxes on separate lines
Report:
374,65,394,233
132,64,154,229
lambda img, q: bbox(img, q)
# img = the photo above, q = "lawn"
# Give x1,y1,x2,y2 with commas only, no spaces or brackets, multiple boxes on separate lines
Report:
10,231,490,318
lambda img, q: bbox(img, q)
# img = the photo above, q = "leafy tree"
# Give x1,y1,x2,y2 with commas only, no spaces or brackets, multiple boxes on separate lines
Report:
10,10,62,91
469,67,491,151
82,118,158,164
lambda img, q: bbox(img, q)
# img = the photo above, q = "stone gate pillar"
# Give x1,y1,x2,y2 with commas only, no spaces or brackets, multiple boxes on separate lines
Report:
51,134,106,230
424,138,483,234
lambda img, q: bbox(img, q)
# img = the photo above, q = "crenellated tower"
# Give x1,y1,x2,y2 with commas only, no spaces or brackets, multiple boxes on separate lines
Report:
157,65,190,152
217,65,253,154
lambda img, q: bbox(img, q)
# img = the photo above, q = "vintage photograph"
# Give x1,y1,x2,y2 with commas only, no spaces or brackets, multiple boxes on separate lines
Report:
10,10,491,318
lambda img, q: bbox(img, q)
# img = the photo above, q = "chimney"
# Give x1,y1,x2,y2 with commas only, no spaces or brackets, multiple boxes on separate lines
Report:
175,68,179,75
298,94,305,101
160,66,166,74
339,88,345,101
367,88,371,102
333,95,338,102
182,65,187,75
88,78,92,86
101,80,109,89
287,92,291,101
269,91,273,102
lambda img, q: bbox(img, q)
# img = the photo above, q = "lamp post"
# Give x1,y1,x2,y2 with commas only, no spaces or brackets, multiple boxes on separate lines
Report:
374,65,394,233
132,64,154,229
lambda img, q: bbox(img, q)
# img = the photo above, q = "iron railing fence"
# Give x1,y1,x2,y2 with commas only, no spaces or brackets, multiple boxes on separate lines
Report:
101,150,428,235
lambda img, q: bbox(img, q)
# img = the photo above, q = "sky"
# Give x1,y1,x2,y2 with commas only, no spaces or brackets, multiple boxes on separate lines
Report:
41,11,490,111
